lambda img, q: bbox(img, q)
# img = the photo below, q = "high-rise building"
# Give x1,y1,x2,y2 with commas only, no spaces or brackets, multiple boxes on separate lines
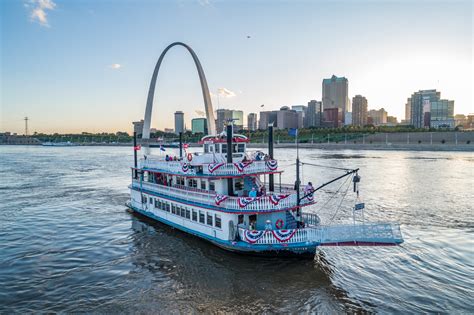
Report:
368,108,388,126
430,100,455,128
216,109,244,133
387,116,398,124
258,111,278,130
306,100,322,127
323,108,342,128
247,113,257,131
191,118,208,134
322,75,350,124
407,90,441,128
352,95,368,127
174,111,184,134
405,98,412,122
132,120,144,136
276,106,298,130
291,105,306,128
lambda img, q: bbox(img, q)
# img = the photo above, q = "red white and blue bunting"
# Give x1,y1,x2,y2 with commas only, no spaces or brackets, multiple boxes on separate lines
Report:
271,229,297,242
214,194,228,206
208,163,225,173
234,160,253,172
237,197,257,208
266,159,278,171
244,230,266,243
181,163,190,173
269,194,290,205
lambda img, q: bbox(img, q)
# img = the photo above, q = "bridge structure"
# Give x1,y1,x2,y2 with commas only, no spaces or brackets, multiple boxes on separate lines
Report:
142,42,217,141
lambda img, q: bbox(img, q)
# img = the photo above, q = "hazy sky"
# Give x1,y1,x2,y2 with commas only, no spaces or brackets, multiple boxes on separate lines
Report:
1,0,472,134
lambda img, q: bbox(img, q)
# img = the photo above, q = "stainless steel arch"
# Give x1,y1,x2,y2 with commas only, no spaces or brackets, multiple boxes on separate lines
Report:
142,42,216,140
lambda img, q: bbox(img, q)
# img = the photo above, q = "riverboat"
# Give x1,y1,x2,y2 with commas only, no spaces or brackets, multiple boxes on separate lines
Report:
127,123,403,258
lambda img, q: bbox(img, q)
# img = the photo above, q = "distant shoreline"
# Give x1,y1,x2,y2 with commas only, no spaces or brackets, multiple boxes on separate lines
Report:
2,143,473,152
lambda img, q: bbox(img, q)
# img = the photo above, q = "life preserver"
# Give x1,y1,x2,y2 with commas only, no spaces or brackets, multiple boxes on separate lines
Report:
187,153,193,162
275,219,284,229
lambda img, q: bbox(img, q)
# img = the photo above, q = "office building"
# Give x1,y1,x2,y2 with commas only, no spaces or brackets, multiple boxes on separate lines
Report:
323,108,342,128
306,100,323,127
405,98,412,122
174,111,184,134
247,113,257,131
277,106,299,130
322,75,350,124
352,95,368,127
216,109,244,133
132,120,144,137
191,118,208,134
430,100,455,128
291,105,306,128
258,111,278,130
407,90,441,128
368,108,388,126
387,116,398,124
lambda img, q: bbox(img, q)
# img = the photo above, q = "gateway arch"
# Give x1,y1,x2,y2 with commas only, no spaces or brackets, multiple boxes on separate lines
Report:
142,42,217,140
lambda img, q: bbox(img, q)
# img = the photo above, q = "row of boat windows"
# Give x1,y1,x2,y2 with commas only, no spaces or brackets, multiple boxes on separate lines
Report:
204,143,245,154
142,195,222,229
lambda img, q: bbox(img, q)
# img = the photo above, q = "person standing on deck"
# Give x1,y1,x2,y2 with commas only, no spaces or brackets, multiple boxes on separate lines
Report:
249,187,257,198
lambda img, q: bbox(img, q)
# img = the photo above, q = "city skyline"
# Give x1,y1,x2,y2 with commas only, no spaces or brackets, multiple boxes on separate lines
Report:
1,0,472,134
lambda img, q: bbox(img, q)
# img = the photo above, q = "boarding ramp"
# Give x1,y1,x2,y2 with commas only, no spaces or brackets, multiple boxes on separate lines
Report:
314,223,403,246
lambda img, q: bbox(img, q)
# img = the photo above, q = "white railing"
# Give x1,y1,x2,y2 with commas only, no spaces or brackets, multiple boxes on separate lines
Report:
238,223,403,245
140,158,277,176
140,159,197,175
202,160,277,175
131,180,313,212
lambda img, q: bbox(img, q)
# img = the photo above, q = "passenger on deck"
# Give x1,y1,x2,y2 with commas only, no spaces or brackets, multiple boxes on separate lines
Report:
304,182,314,194
259,185,266,196
249,187,257,198
165,155,170,161
242,155,249,163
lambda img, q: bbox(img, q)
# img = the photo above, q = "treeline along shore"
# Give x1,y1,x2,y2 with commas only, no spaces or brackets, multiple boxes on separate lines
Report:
1,128,473,151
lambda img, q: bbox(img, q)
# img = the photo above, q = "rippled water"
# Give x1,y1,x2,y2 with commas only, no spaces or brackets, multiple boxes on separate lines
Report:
0,145,472,313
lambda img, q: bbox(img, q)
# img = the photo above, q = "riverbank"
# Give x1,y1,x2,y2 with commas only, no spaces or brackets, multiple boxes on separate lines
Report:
248,143,474,152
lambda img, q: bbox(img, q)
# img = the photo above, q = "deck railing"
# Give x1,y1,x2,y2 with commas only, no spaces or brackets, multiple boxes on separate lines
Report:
131,180,313,212
238,223,403,245
139,158,278,176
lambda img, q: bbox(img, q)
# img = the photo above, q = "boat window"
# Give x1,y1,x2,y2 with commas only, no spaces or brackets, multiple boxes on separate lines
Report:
192,210,198,221
149,198,153,205
154,198,158,207
238,144,245,152
199,211,205,224
177,177,185,186
215,214,221,228
209,181,215,191
171,204,176,214
215,144,220,153
209,145,214,152
200,180,206,190
142,195,147,204
186,209,191,219
222,144,227,153
238,215,244,225
207,213,213,226
180,207,186,217
232,144,238,153
166,203,170,212
188,178,197,188
204,144,209,153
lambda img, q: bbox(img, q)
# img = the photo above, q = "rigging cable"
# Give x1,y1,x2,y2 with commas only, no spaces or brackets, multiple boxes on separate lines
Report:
328,174,353,225
301,161,352,171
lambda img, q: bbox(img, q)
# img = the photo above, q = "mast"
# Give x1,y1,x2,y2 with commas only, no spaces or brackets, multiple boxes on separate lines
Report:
179,131,183,159
226,122,234,196
295,129,301,226
133,131,138,179
268,123,274,192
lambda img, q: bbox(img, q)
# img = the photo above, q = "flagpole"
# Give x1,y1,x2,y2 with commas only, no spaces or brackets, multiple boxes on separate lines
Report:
295,129,301,227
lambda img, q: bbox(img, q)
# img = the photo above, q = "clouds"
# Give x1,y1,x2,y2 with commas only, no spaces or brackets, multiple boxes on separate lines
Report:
109,64,122,70
25,0,56,27
217,88,236,98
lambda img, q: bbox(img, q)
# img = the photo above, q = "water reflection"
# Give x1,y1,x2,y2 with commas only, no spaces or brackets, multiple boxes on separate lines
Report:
129,215,367,313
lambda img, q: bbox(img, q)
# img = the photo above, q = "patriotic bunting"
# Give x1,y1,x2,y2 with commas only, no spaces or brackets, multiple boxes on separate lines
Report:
266,159,278,171
269,194,290,205
234,160,253,172
244,230,266,243
214,194,228,206
271,229,297,242
181,163,190,173
237,197,257,208
208,163,225,173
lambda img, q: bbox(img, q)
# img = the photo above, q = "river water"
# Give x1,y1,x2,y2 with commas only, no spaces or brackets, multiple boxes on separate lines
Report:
0,145,472,313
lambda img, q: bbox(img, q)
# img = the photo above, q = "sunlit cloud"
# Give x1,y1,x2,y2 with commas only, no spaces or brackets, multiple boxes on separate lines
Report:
109,64,122,70
26,0,56,27
218,88,236,98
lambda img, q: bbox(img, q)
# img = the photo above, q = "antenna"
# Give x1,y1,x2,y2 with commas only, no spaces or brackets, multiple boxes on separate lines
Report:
24,116,29,136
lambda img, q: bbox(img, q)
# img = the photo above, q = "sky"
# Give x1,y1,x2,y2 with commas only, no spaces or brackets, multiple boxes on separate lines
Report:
1,0,472,134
